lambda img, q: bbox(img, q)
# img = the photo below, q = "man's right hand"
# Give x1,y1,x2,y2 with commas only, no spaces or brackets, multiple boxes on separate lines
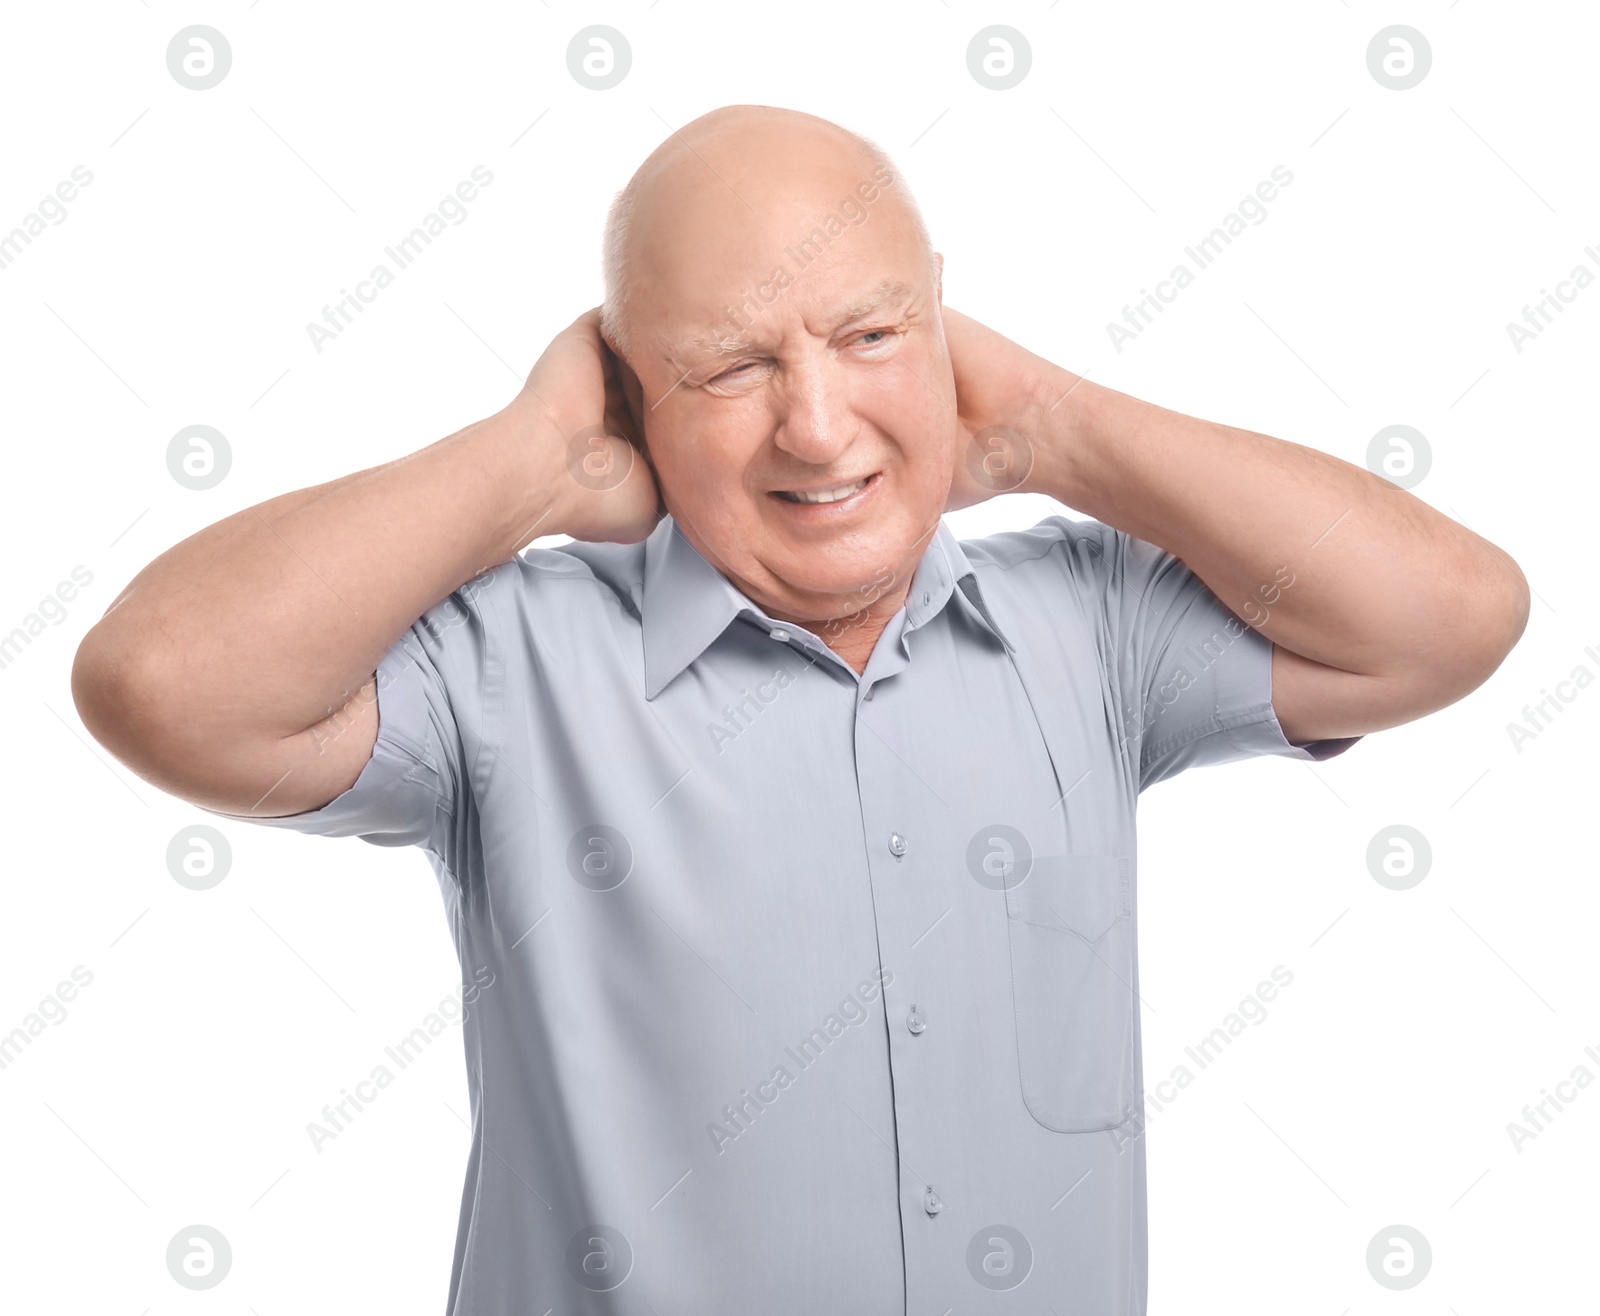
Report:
506,307,664,546
71,305,672,820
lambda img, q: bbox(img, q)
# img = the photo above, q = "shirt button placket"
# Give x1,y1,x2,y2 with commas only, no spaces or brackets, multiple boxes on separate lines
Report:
855,695,941,1300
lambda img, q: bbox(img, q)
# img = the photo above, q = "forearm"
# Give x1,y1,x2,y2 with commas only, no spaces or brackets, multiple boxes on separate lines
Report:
74,405,564,746
1032,370,1529,682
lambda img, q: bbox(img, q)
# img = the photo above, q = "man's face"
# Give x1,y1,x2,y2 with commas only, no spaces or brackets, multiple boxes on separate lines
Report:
618,166,958,631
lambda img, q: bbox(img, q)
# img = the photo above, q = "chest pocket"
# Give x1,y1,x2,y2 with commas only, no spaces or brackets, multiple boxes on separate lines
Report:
989,598,1140,1135
1005,853,1137,1132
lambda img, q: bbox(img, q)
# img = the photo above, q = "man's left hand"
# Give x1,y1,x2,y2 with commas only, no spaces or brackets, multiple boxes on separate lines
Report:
940,306,1074,512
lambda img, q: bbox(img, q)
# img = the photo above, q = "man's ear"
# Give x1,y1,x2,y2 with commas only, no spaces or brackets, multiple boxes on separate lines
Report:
614,351,651,459
616,352,643,420
611,355,664,518
597,323,648,447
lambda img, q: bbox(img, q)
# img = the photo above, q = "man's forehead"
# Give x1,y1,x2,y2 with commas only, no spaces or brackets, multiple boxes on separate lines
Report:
664,277,917,364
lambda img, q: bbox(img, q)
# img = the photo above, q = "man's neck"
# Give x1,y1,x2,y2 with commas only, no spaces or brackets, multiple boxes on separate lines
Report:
771,578,913,676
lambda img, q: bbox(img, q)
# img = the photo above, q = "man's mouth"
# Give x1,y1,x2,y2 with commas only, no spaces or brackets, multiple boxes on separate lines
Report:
773,474,877,505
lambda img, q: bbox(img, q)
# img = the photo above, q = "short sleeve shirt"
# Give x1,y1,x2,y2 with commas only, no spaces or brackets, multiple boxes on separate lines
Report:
210,512,1358,1314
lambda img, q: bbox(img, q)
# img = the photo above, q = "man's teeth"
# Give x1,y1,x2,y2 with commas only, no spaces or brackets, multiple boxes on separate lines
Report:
782,477,870,505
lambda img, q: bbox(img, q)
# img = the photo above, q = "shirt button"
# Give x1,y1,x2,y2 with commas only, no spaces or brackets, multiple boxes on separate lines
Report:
907,1004,926,1034
888,833,907,857
769,627,789,643
923,1186,942,1215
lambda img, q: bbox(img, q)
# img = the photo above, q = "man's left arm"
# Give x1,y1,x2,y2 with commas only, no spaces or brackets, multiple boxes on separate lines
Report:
942,308,1531,743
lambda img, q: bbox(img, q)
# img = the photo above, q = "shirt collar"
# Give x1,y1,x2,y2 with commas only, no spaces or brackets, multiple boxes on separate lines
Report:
641,514,1014,700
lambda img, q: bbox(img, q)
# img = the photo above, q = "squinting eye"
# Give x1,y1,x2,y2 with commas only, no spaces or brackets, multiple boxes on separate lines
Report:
856,330,890,346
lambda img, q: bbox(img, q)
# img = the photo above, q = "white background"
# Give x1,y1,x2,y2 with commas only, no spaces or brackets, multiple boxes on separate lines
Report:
1,1,1594,1312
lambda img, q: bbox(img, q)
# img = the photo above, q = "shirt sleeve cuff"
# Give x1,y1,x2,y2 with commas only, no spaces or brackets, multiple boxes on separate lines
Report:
1221,625,1365,763
199,638,449,849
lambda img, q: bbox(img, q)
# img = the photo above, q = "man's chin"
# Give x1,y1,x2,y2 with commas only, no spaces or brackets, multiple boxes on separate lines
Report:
759,534,922,620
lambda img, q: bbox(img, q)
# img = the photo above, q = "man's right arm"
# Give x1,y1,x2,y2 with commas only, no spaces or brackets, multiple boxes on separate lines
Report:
70,309,658,819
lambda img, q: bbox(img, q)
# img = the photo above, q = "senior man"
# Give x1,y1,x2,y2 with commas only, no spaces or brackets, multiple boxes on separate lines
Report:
74,105,1527,1314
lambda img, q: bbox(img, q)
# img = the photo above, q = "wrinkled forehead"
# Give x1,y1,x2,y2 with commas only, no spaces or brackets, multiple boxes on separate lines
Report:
628,157,927,370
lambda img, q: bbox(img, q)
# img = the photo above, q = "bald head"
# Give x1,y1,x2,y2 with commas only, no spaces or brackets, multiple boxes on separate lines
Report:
599,105,935,367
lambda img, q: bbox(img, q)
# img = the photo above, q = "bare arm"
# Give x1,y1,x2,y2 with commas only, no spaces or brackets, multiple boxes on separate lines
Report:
1039,380,1529,742
938,307,1529,744
71,309,658,817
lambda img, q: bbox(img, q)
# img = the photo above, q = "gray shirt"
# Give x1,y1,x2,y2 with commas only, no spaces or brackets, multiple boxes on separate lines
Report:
215,512,1359,1314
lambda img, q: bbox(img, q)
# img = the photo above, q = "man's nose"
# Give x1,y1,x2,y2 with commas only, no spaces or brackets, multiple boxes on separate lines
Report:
772,357,851,464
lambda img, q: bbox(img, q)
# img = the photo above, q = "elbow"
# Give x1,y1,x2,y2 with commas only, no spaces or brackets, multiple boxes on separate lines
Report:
1474,548,1531,676
72,626,119,745
1503,555,1532,653
1380,548,1531,712
71,624,168,766
1431,547,1531,698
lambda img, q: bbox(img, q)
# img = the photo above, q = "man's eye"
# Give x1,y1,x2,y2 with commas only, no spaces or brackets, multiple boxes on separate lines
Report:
855,329,893,347
712,361,758,382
